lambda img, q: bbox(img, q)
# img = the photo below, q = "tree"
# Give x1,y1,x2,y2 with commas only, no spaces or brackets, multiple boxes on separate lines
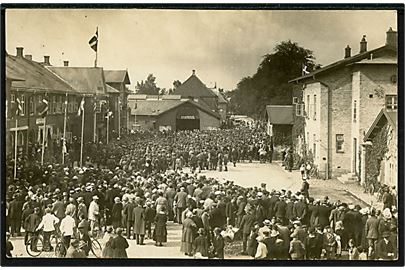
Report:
173,80,182,90
136,74,160,95
229,40,316,119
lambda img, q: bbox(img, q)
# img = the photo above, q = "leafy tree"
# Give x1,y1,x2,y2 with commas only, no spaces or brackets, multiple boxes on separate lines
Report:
173,80,182,90
229,40,316,119
136,74,160,95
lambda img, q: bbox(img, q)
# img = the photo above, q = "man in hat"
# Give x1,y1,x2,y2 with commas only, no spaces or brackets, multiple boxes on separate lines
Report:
174,187,188,224
88,195,100,234
274,195,287,225
293,196,308,225
77,197,87,221
8,194,23,237
133,200,146,245
300,177,310,198
123,197,135,239
239,209,256,255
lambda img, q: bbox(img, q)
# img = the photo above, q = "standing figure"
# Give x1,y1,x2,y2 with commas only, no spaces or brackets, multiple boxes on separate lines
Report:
133,201,146,245
181,212,197,256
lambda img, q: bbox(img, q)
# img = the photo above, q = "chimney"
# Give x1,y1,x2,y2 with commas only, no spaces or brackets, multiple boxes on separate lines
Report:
386,27,397,47
360,35,367,53
63,61,69,67
25,54,32,61
192,70,196,76
344,45,351,58
16,47,24,57
44,56,50,66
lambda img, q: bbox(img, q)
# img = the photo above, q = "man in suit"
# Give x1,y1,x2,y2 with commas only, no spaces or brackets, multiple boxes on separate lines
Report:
123,198,135,239
365,209,380,256
174,187,188,224
239,210,255,255
8,194,23,236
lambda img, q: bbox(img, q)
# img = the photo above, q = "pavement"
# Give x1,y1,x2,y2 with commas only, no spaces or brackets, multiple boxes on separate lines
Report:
10,161,368,259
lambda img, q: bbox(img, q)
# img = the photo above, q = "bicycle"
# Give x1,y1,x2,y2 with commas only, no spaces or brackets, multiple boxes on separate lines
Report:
26,230,62,257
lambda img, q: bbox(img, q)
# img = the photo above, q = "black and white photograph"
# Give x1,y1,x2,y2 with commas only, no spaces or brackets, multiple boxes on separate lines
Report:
1,5,403,266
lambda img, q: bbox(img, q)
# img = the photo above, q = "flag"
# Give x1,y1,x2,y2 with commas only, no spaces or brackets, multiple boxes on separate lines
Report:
302,64,310,76
37,98,49,117
62,139,67,154
106,111,113,119
78,97,85,116
15,98,23,116
88,28,98,52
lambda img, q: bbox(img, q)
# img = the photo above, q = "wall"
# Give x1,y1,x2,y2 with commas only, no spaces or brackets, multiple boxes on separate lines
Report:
199,108,220,130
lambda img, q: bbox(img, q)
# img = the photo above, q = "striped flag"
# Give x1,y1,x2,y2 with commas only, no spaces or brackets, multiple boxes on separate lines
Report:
88,28,98,52
37,98,49,117
77,97,85,116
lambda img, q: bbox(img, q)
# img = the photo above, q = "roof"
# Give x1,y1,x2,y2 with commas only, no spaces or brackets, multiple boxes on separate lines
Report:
290,45,396,83
104,70,131,84
212,89,228,103
48,67,106,95
6,54,75,93
364,109,397,141
172,72,217,98
128,99,220,119
351,56,397,65
106,84,120,94
265,105,294,125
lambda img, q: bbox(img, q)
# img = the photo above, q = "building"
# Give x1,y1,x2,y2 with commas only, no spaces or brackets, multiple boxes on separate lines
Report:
265,105,294,145
104,70,131,131
127,95,220,131
289,28,397,180
6,48,79,164
363,109,397,188
172,70,219,112
212,88,228,124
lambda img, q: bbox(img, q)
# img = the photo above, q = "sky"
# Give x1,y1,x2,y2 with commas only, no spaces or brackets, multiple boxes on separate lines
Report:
6,9,397,91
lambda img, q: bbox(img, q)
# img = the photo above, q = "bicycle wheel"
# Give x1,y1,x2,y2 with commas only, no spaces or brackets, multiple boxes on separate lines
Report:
90,239,102,258
26,236,44,257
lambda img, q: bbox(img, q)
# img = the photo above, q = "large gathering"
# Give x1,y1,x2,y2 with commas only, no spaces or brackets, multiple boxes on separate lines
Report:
5,127,399,260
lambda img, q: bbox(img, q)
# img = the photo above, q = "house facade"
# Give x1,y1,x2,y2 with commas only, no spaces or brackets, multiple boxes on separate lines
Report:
290,28,398,180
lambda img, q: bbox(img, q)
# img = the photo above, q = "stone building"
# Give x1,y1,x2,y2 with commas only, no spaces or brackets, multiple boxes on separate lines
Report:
265,105,294,145
289,28,397,180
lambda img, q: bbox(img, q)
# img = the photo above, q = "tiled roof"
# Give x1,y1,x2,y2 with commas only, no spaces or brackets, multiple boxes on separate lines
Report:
265,105,294,125
290,45,396,83
6,54,75,93
172,73,217,98
352,56,397,65
128,99,220,119
104,70,131,84
48,67,106,95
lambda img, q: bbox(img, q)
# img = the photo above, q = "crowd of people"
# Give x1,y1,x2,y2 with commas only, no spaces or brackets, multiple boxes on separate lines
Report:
5,127,398,260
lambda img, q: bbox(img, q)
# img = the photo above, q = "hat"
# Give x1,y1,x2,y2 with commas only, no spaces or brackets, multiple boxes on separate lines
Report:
114,197,121,203
256,235,264,242
93,195,99,200
77,197,84,202
293,220,301,226
263,219,271,226
383,208,392,219
186,211,193,218
106,226,114,233
348,204,355,210
197,228,205,235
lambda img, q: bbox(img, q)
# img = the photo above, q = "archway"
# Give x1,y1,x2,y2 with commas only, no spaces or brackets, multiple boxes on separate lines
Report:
176,105,200,131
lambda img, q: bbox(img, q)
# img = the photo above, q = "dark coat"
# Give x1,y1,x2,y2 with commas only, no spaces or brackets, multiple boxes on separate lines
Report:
293,201,307,221
154,213,167,243
174,191,188,208
318,204,331,228
274,200,287,218
210,208,224,229
213,235,225,259
123,202,135,222
111,202,123,224
24,212,41,232
285,201,295,221
376,239,394,260
111,235,129,258
239,213,255,234
193,235,209,257
8,199,23,219
365,216,379,240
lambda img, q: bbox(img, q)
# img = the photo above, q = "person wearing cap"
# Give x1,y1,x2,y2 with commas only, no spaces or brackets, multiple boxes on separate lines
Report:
24,207,41,248
8,194,23,237
174,187,188,224
181,211,197,256
293,196,308,225
52,195,66,222
365,209,379,257
36,208,60,252
123,197,135,239
289,229,306,260
111,228,129,258
239,210,256,256
193,228,209,258
88,195,100,234
145,201,156,240
65,198,77,221
111,197,123,230
274,195,287,225
132,201,146,245
77,197,88,221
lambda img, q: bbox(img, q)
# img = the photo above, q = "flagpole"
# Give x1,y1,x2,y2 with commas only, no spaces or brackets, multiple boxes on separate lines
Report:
106,113,109,144
118,99,121,138
14,118,18,179
95,27,98,68
80,98,85,167
41,116,46,166
93,110,97,143
62,93,68,164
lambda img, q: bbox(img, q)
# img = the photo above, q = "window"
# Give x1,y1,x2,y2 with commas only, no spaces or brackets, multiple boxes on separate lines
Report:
292,97,298,104
21,95,26,116
313,94,317,120
306,95,310,117
336,134,344,153
29,96,35,115
385,95,397,111
296,104,303,116
56,96,62,113
353,100,357,122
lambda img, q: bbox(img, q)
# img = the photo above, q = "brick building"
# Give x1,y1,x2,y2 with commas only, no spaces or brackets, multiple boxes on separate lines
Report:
289,28,397,180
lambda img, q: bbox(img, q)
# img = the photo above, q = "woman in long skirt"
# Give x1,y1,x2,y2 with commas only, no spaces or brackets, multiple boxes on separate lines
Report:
154,208,168,246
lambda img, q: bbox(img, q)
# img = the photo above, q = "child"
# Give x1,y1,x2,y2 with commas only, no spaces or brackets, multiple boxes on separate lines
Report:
213,227,225,259
348,239,359,260
358,246,368,260
193,228,209,258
